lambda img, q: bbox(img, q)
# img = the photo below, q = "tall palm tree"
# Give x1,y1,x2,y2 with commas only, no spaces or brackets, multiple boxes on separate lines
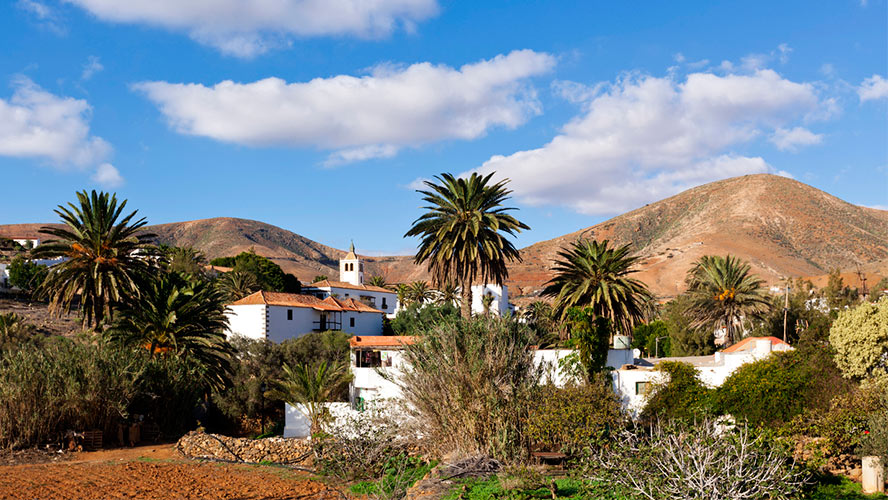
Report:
34,190,156,330
684,255,771,346
405,173,529,319
408,280,435,305
163,245,208,276
105,273,233,390
268,361,351,435
542,239,652,336
395,283,411,309
216,270,260,302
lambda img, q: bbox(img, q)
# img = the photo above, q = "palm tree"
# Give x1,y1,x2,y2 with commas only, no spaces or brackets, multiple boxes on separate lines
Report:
366,275,387,288
105,273,233,390
684,255,771,346
436,280,461,307
217,270,260,302
542,239,652,336
408,281,435,305
481,293,495,316
268,361,351,435
34,190,157,330
395,283,411,308
405,173,529,319
163,245,208,276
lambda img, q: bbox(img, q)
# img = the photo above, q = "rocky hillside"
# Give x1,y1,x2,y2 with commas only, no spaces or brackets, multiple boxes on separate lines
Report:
511,174,888,298
2,174,886,299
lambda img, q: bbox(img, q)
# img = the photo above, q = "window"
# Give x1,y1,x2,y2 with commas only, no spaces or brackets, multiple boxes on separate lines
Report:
350,317,355,328
287,309,293,320
635,381,651,396
381,298,388,309
355,350,393,368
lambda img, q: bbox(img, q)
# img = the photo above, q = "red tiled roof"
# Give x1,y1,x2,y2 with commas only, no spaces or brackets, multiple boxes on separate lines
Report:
721,336,790,353
304,279,393,294
350,336,416,348
229,291,384,313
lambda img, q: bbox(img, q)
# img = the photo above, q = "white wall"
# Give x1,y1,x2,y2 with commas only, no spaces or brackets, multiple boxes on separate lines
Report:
225,304,266,340
342,311,384,336
284,402,353,438
470,284,512,316
266,305,319,342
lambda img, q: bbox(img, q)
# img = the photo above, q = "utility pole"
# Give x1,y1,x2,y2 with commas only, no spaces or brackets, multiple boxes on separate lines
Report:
783,285,790,343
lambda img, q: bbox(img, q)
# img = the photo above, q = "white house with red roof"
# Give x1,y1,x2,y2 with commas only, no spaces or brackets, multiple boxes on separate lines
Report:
225,290,385,342
302,243,398,317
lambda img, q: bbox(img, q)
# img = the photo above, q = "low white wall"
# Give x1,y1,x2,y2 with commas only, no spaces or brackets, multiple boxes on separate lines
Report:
225,304,266,340
284,402,353,438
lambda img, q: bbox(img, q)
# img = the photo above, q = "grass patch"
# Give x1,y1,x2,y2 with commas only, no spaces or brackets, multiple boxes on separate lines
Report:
348,455,436,498
442,477,631,500
803,475,888,500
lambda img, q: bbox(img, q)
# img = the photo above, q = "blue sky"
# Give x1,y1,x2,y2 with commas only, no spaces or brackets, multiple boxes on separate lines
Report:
1,0,886,255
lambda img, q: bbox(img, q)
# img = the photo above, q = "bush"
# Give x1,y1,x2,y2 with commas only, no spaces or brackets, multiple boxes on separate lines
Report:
397,316,542,461
661,295,715,356
714,344,855,428
829,298,888,381
7,256,48,294
314,403,406,481
640,361,711,423
389,303,459,336
590,419,808,500
525,378,624,457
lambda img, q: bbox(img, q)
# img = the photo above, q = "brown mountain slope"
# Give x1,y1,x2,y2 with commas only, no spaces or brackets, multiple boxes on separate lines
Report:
2,175,885,299
511,174,888,299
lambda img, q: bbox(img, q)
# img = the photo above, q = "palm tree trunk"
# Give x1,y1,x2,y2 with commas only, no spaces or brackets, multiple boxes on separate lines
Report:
460,279,472,319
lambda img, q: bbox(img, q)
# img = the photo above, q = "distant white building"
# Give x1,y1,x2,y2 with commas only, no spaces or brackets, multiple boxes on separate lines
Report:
225,291,385,342
303,243,398,317
470,283,513,316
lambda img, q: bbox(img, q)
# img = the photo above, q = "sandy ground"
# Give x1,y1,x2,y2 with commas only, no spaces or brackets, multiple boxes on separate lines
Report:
0,444,344,500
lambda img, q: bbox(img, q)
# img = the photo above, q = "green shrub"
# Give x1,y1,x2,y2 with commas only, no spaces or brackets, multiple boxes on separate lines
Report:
640,361,711,423
390,303,459,336
525,378,624,457
7,256,48,294
714,344,855,428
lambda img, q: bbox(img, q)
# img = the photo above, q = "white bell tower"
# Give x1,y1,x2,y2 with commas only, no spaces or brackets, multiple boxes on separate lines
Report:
340,241,363,285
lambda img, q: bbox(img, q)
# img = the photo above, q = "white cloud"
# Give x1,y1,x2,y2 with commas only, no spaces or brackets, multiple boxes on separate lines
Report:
0,77,110,166
859,74,888,102
81,56,103,80
63,0,439,57
91,162,123,187
17,0,65,34
467,69,825,215
135,50,556,163
770,126,823,152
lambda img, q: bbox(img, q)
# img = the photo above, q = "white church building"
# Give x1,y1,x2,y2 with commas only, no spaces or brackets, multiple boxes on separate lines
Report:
224,244,391,341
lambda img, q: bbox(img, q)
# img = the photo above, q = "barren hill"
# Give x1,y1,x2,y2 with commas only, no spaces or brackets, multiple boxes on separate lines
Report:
2,174,886,299
511,174,888,299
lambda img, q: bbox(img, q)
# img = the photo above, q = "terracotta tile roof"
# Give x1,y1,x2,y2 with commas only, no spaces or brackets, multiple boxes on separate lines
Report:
229,291,344,311
229,291,384,313
304,279,393,294
721,336,790,353
350,335,416,348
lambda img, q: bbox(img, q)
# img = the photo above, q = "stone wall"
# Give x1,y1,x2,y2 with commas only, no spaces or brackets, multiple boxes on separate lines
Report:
176,431,313,466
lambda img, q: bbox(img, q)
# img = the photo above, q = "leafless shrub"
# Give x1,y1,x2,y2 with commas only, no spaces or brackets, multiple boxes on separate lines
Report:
313,403,406,481
589,418,809,500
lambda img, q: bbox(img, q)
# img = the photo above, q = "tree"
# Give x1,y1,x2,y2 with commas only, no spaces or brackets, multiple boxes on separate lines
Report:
366,275,387,288
829,298,888,381
395,283,410,307
566,308,612,380
33,190,157,329
641,361,711,423
390,303,459,336
684,255,771,346
542,238,652,336
407,281,435,305
313,275,328,283
822,268,857,310
435,280,460,307
105,272,233,390
162,245,207,276
268,361,350,435
522,300,561,345
7,256,48,294
481,293,495,316
663,294,716,356
216,270,260,302
633,320,670,357
405,172,529,319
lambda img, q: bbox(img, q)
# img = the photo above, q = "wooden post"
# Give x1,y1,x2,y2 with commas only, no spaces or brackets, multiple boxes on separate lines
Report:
863,456,885,494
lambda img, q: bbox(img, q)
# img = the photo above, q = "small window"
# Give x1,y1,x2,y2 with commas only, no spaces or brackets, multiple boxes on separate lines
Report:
381,298,388,309
287,309,293,320
350,317,355,327
635,381,651,396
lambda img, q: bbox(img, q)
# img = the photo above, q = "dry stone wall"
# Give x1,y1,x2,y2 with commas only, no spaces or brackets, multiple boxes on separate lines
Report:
176,431,312,466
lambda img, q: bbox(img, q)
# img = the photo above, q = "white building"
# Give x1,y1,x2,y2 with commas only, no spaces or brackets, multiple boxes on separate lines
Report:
303,243,398,317
612,336,792,415
470,284,514,316
225,291,385,342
